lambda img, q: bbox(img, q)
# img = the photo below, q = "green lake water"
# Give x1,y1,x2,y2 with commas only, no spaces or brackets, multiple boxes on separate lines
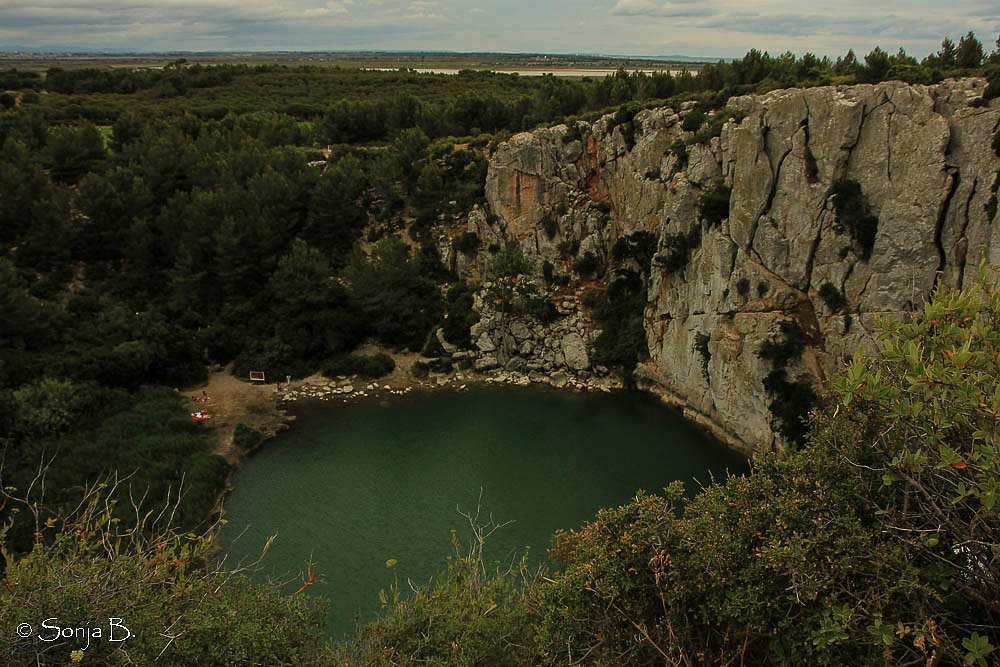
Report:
219,386,748,638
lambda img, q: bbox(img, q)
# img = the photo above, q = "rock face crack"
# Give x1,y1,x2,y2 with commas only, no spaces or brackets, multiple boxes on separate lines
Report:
482,78,998,453
935,166,960,284
956,176,977,288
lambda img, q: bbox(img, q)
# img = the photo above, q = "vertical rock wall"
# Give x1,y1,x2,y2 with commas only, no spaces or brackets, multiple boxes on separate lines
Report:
470,78,999,450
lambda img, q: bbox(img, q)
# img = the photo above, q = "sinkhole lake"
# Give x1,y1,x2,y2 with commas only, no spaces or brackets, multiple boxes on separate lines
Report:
220,386,748,638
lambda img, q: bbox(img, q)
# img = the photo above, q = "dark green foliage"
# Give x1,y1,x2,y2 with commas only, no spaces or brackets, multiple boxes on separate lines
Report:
818,282,848,311
694,331,711,378
607,105,639,149
984,66,1000,101
2,387,228,554
757,320,807,368
691,108,746,145
762,368,817,444
611,231,658,269
410,360,430,379
454,231,480,254
592,270,647,378
654,226,702,274
540,213,559,239
681,109,706,132
736,277,751,297
859,46,892,83
520,296,559,324
557,239,580,259
442,281,480,348
757,281,769,298
542,259,555,284
562,122,583,144
831,179,879,260
670,137,688,172
421,331,446,358
573,251,599,277
956,31,985,68
233,422,264,450
757,320,814,446
338,529,534,667
322,352,396,379
1,497,334,665
345,237,444,351
697,180,732,227
43,122,107,182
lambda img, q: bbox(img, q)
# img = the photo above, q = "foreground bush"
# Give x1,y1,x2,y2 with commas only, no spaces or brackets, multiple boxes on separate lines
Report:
0,488,334,666
534,268,999,665
350,269,999,666
336,507,536,666
322,352,396,379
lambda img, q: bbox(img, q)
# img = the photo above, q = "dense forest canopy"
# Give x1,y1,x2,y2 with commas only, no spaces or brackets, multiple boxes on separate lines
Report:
0,31,999,664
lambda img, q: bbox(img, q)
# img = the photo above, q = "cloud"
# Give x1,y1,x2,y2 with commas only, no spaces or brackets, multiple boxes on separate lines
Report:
0,0,996,57
611,0,710,18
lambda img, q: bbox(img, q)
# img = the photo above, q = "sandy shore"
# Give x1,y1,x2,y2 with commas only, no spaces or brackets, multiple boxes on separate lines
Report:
182,347,622,466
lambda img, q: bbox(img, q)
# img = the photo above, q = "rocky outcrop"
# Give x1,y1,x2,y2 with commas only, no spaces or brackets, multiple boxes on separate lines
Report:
464,290,605,378
464,78,999,451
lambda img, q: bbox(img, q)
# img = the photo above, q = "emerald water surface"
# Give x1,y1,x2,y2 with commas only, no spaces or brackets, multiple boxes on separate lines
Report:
220,386,747,637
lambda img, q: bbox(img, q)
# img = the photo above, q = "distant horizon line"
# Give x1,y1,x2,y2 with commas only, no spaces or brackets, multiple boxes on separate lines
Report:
0,48,718,62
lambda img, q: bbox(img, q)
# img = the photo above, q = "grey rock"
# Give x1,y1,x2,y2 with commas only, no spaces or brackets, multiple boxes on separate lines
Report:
561,332,591,371
483,77,999,450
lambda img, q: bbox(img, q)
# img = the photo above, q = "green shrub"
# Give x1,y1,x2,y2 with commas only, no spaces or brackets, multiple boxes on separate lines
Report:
519,296,559,324
736,277,751,297
831,179,879,260
442,281,479,348
540,213,558,240
338,521,534,666
322,352,396,379
818,282,847,311
757,320,807,368
611,231,657,269
670,137,689,173
757,281,769,297
592,271,647,381
573,251,599,277
697,180,732,227
421,331,446,358
608,105,639,149
762,368,817,444
542,259,555,284
694,331,711,378
681,108,706,132
233,422,264,450
557,239,580,259
536,271,1000,665
653,226,702,275
454,231,480,255
691,108,746,145
0,496,333,666
562,122,583,144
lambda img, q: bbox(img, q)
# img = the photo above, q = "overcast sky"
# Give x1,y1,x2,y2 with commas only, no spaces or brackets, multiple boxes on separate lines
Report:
1,1,997,59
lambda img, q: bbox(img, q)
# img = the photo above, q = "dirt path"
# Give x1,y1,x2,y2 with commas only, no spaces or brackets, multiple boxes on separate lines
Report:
181,365,292,464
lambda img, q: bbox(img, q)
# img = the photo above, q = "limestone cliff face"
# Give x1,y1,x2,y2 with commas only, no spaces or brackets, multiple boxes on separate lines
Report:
472,78,1000,451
